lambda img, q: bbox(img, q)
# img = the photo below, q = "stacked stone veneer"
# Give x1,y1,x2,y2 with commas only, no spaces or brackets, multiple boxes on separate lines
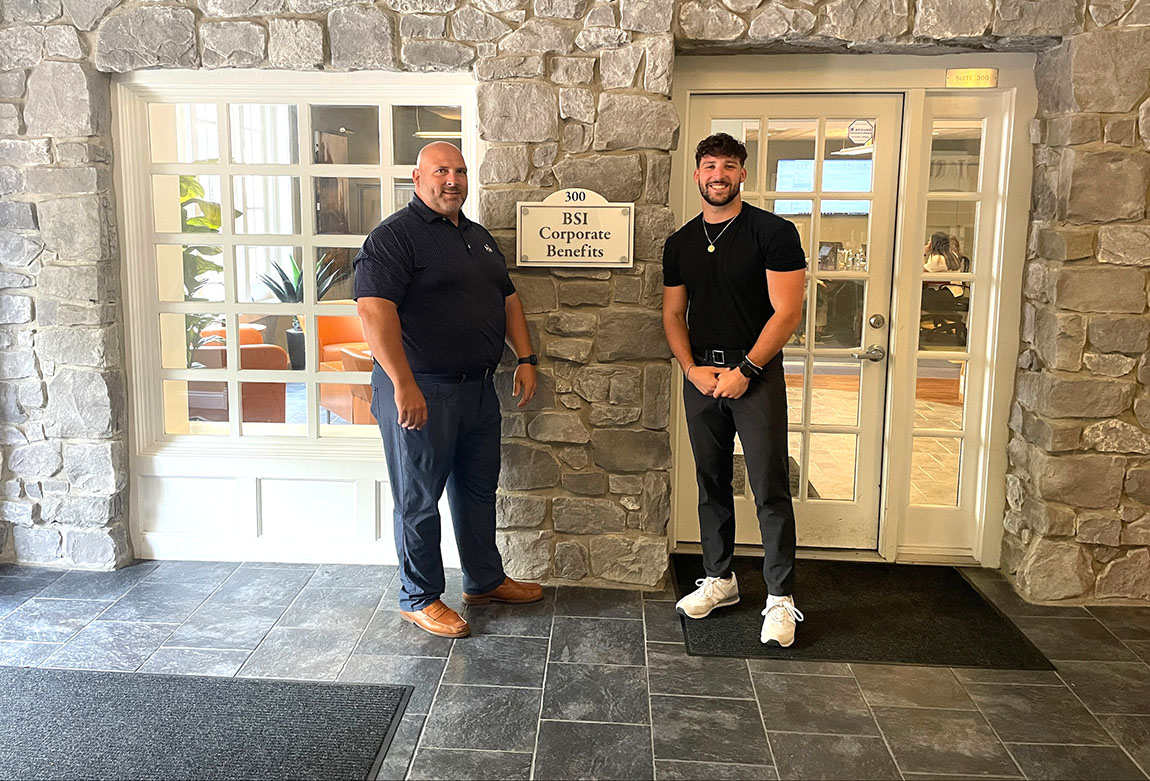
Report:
0,0,1148,598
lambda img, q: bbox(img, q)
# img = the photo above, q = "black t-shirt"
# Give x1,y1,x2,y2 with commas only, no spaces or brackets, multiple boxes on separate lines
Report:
662,203,806,366
353,196,515,374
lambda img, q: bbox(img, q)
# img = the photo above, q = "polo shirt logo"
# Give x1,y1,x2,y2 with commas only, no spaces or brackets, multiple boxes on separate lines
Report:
484,243,494,253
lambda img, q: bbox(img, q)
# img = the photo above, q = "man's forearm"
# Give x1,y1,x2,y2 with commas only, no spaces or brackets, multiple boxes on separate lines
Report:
663,312,696,374
504,293,534,357
357,299,416,387
747,312,802,368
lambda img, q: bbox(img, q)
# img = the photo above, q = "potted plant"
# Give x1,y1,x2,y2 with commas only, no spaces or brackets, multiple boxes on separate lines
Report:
258,251,351,370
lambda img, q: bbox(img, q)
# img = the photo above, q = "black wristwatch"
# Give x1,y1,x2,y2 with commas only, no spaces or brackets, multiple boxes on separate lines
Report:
737,357,762,378
517,354,538,366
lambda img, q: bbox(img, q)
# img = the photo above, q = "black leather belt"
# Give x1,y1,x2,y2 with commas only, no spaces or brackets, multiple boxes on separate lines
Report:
413,367,497,383
692,348,747,368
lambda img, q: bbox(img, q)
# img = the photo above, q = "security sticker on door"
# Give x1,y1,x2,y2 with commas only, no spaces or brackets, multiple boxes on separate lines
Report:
847,120,874,145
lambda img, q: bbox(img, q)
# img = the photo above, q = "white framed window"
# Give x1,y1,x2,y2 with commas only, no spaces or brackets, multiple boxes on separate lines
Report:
114,72,479,459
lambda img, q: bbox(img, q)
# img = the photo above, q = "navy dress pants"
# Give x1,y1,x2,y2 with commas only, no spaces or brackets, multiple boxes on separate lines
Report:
372,365,506,611
682,368,797,596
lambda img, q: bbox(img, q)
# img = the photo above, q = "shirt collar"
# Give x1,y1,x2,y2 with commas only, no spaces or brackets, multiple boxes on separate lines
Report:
408,194,471,227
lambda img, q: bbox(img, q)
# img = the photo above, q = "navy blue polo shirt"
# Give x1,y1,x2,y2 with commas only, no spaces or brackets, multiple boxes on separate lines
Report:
353,195,515,374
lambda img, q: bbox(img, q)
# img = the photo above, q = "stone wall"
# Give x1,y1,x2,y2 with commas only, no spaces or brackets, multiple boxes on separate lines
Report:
1005,22,1150,603
1,0,1148,598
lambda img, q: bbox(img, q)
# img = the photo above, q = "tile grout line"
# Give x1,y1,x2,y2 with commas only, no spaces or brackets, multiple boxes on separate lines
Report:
1054,668,1150,780
404,631,455,780
333,569,395,682
232,563,318,679
747,657,780,777
845,663,907,781
957,664,1032,781
645,604,657,781
529,609,555,781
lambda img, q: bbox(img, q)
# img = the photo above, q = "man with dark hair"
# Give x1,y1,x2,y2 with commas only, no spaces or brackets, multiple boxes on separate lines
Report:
662,132,808,646
354,141,543,639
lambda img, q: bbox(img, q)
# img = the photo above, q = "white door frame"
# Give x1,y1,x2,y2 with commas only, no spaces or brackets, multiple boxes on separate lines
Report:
669,53,1037,566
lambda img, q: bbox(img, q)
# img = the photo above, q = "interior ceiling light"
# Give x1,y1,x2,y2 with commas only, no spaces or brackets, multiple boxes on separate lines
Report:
413,106,463,139
830,141,874,157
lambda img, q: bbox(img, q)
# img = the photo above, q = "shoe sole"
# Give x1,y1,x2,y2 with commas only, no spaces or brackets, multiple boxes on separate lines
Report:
675,595,739,619
461,592,544,606
761,637,794,647
400,612,471,638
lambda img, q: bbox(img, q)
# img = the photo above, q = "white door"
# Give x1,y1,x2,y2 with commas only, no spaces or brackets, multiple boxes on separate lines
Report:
676,93,903,550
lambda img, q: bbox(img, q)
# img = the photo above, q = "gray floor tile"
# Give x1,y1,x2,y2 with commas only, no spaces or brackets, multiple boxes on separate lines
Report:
1087,607,1150,641
555,586,643,618
237,626,359,680
0,576,53,615
534,720,654,780
238,561,319,571
461,588,555,638
163,602,284,650
901,775,1019,780
137,647,250,676
375,714,424,781
98,582,214,624
752,672,879,736
769,732,900,780
307,563,396,590
655,760,777,780
274,586,380,631
144,560,239,585
0,640,60,667
1017,616,1140,661
748,659,852,676
42,621,176,671
209,567,313,607
1058,661,1150,714
550,616,645,666
872,706,1020,776
852,664,974,709
421,683,541,752
35,563,158,602
951,667,1065,686
355,609,454,658
965,683,1114,744
644,601,683,643
1099,716,1150,774
0,565,64,583
542,662,650,724
650,694,772,766
1005,744,1146,781
1127,641,1150,665
407,748,531,781
340,654,446,714
0,598,110,642
647,642,754,699
642,583,677,602
442,634,548,688
972,580,1090,618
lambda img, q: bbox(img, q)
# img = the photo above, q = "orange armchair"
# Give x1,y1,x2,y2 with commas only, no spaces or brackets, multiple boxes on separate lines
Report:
187,344,289,423
317,316,368,363
318,346,375,425
201,323,266,345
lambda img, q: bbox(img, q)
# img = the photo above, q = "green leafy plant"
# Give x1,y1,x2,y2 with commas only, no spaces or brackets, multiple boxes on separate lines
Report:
180,174,225,302
257,250,351,328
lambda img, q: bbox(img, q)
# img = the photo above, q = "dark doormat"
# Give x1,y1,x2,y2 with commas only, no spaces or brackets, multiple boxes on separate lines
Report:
0,667,411,780
671,553,1053,670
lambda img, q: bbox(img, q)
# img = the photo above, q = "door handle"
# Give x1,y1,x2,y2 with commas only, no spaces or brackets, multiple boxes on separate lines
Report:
851,345,886,362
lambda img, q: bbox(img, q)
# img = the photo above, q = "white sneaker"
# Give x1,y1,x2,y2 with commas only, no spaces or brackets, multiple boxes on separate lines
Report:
675,573,739,619
760,595,804,647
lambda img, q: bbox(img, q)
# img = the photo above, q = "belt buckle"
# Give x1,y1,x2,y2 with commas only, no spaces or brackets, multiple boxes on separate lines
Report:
712,349,725,365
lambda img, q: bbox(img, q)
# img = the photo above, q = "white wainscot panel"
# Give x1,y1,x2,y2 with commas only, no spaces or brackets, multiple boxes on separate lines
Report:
138,476,239,535
261,479,358,543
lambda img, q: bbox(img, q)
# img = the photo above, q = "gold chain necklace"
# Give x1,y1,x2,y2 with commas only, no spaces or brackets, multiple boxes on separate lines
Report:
702,214,738,253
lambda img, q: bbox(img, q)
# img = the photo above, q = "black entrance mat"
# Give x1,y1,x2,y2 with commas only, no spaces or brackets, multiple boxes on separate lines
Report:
672,554,1053,669
0,667,410,780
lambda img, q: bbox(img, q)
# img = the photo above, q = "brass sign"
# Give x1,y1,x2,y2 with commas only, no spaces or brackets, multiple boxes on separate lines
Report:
945,68,999,89
517,188,633,268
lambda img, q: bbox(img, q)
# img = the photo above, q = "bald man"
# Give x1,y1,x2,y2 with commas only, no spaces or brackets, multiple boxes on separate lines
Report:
354,142,543,638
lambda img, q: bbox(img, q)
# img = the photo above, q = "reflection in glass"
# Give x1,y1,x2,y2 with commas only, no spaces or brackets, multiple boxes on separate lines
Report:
823,120,874,192
315,177,381,234
924,201,975,273
819,200,870,272
766,119,816,192
236,246,302,304
149,103,218,164
814,279,865,348
783,359,805,424
156,244,224,303
929,120,982,192
160,313,225,369
316,315,369,367
810,361,860,427
229,104,298,164
808,433,856,501
394,178,415,213
152,175,222,235
787,285,809,346
232,175,300,234
317,248,355,303
165,380,229,435
710,118,759,191
238,314,302,371
788,432,804,500
910,437,960,506
915,359,965,431
312,106,380,164
240,381,305,431
919,280,970,351
765,199,811,258
392,106,462,166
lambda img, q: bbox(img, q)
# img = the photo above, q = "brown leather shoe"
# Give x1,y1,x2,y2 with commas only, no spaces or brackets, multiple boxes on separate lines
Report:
462,576,544,605
400,600,470,638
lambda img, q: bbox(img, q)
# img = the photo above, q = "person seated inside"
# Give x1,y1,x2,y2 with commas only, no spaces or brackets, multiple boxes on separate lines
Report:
921,232,970,345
